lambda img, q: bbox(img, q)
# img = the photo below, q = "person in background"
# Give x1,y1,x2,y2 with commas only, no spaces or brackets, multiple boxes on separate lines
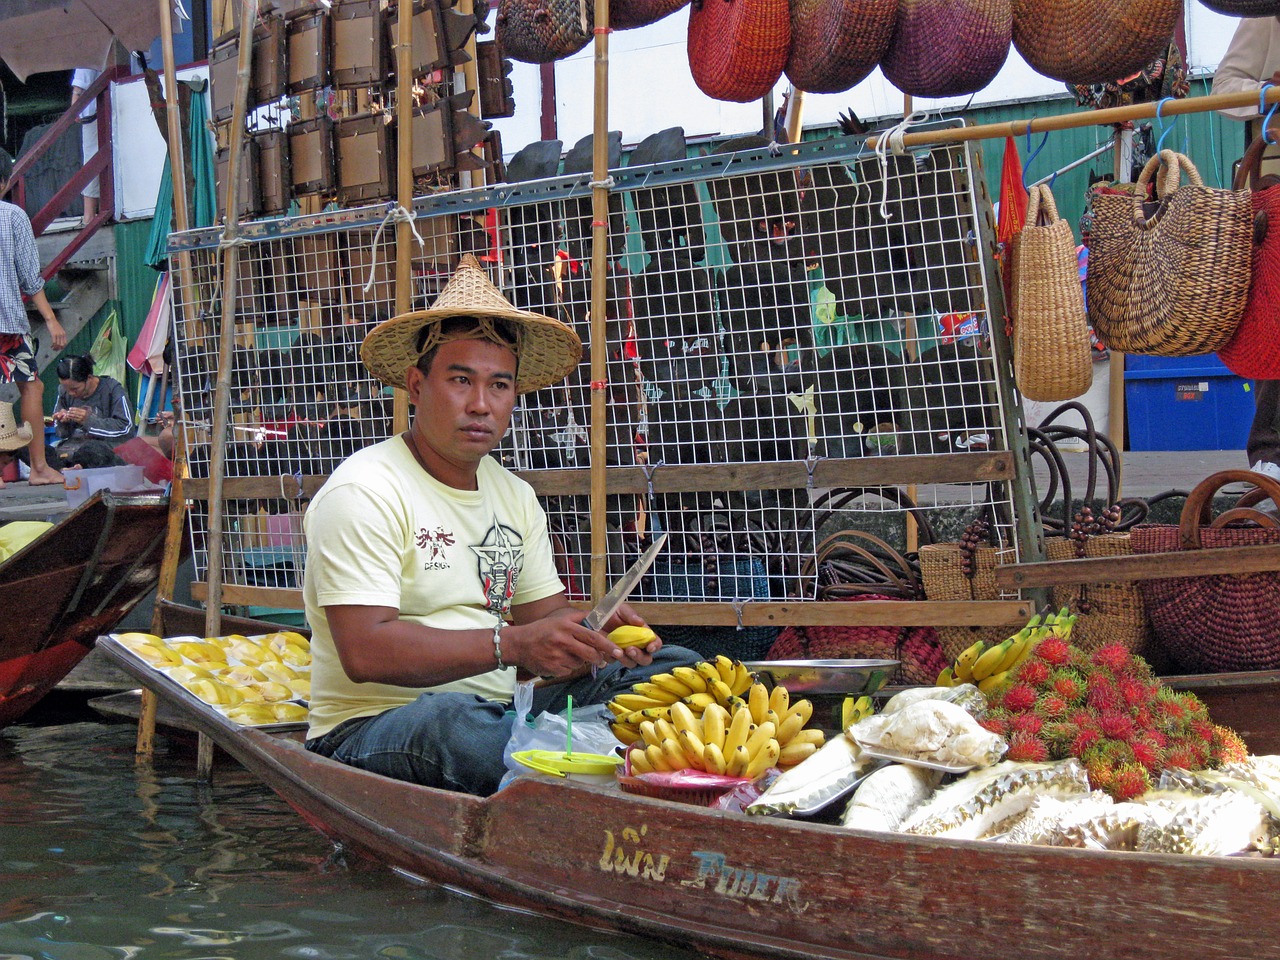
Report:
0,149,65,487
51,354,136,461
1212,14,1280,484
303,254,698,797
70,68,101,226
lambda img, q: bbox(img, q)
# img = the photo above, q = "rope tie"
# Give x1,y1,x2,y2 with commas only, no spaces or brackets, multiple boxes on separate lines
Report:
364,204,424,293
216,233,250,251
876,111,928,220
731,599,746,632
588,175,616,189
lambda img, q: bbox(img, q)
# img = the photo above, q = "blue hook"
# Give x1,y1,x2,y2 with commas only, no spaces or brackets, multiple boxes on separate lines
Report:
1155,97,1176,154
1022,129,1049,190
1265,87,1280,145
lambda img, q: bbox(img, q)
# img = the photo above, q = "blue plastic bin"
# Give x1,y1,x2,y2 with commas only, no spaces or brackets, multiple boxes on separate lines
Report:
1124,354,1254,451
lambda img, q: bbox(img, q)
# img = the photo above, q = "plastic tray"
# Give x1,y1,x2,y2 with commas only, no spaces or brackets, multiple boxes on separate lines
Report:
852,743,977,774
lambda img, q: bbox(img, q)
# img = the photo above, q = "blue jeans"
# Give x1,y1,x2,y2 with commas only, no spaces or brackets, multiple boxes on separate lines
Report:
306,645,701,796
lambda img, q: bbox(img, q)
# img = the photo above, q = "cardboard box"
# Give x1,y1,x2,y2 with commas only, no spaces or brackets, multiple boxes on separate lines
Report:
332,0,387,89
287,9,331,92
287,116,335,195
336,113,394,205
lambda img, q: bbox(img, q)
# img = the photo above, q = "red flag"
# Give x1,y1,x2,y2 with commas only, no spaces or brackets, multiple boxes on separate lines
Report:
996,137,1028,315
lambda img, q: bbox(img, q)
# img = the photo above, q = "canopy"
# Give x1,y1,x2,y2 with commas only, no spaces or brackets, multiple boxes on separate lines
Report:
0,1,166,82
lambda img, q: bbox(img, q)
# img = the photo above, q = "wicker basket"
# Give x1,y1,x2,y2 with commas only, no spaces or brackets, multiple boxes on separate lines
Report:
917,541,1020,662
879,0,1012,99
1087,150,1253,357
1131,470,1280,674
1043,535,1159,663
784,0,896,95
1010,0,1182,85
687,0,791,103
612,0,691,29
1217,134,1280,380
495,0,592,63
1009,183,1093,402
1197,0,1280,14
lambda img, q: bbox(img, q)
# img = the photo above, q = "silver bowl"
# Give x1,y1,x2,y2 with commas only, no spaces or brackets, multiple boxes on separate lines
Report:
744,659,898,696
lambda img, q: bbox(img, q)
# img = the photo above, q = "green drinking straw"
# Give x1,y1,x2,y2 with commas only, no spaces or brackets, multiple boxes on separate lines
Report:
566,695,573,756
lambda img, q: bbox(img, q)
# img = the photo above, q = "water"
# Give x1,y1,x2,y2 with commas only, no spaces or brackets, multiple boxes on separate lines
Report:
0,698,701,960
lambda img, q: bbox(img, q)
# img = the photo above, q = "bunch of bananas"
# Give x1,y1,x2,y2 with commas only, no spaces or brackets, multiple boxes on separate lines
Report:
841,694,876,730
936,607,1078,693
609,657,826,774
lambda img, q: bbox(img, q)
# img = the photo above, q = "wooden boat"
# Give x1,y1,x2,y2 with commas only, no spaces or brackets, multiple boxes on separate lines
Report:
97,636,1279,960
0,491,174,728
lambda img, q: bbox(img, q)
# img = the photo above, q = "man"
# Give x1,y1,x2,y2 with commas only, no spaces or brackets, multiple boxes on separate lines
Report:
0,149,65,487
70,68,101,226
304,255,697,796
1212,14,1280,484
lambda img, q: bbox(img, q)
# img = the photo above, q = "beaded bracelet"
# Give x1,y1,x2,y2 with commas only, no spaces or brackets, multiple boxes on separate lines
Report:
492,620,507,670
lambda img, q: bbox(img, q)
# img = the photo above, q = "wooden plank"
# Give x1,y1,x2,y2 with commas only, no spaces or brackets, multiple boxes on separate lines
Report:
191,582,303,609
994,543,1280,589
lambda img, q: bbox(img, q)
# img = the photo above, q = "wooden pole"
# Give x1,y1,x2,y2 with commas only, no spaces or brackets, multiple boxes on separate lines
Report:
391,0,414,435
785,87,805,144
589,0,610,600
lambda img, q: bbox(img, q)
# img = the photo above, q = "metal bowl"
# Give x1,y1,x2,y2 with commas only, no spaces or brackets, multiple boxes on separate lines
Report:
743,660,898,696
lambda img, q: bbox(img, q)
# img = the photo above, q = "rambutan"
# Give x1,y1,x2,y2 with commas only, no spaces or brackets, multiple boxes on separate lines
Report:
1164,740,1206,771
1110,763,1152,802
1010,712,1045,737
1084,757,1115,792
1098,710,1136,742
1091,643,1133,675
1190,718,1217,743
1016,659,1051,687
1072,727,1103,755
1117,675,1151,708
1085,677,1122,712
980,714,1010,738
1042,721,1079,753
1210,725,1249,766
1002,683,1039,713
1130,737,1161,772
1006,730,1050,763
1034,636,1072,667
1036,692,1070,719
1048,669,1086,704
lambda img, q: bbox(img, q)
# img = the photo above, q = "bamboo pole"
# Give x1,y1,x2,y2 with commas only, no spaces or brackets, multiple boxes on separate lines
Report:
588,0,610,600
391,0,414,434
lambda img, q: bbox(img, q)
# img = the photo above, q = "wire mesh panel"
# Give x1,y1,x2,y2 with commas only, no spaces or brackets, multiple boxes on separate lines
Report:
169,128,1022,612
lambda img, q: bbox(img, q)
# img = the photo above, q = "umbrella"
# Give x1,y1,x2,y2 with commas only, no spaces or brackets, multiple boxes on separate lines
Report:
0,1,166,82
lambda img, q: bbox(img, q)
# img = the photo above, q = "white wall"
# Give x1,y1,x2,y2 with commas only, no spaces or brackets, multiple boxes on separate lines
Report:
491,4,1247,156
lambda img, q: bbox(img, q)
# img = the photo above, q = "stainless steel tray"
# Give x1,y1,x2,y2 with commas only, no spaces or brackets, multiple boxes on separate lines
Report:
744,659,898,696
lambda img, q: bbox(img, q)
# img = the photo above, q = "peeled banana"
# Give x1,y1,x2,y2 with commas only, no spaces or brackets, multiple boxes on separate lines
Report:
608,624,659,648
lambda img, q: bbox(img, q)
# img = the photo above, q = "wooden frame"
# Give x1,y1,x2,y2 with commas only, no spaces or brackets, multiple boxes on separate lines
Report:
476,41,515,119
287,116,336,195
336,113,395,204
253,128,292,215
209,40,239,122
386,0,473,77
332,0,388,89
215,140,261,222
252,15,288,105
286,9,331,93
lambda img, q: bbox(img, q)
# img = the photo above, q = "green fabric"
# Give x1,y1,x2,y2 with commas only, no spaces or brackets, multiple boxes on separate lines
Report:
89,309,128,389
145,79,217,268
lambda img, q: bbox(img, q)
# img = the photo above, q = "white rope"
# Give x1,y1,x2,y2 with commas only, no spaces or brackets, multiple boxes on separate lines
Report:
216,233,250,251
876,110,929,221
364,204,424,293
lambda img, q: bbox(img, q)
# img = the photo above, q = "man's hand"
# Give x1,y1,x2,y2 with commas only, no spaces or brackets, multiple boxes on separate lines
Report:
46,318,66,351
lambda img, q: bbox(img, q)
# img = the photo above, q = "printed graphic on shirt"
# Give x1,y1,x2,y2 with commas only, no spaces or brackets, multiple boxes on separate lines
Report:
416,525,456,569
471,518,524,617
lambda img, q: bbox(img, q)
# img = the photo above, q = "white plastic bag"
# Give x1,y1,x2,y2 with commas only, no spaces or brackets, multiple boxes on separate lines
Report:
498,682,619,789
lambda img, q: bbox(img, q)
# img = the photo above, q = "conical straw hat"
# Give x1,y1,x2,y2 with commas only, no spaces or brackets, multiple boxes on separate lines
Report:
361,254,582,394
0,405,33,452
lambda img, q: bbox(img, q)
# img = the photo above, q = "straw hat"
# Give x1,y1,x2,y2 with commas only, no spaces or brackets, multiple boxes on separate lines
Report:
361,254,583,394
0,406,33,452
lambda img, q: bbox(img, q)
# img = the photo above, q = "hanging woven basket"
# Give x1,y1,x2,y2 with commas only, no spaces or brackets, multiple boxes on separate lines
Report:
1011,0,1183,85
785,0,897,95
687,0,791,103
1196,0,1280,14
612,0,692,30
880,0,1011,99
496,0,593,63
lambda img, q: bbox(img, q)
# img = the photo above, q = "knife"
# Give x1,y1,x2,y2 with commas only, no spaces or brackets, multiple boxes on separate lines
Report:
581,532,667,633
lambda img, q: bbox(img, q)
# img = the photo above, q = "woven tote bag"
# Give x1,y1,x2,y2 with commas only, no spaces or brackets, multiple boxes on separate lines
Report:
1010,0,1183,85
612,0,691,30
495,0,593,63
1197,0,1280,14
1217,135,1280,379
1131,471,1280,674
687,0,790,103
879,0,1011,99
784,0,896,95
1010,183,1092,402
917,541,1019,662
1043,534,1158,663
1087,150,1253,357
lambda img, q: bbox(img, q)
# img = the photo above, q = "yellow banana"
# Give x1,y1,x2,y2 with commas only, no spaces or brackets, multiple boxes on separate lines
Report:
677,727,707,769
776,711,805,745
786,698,813,727
660,737,689,771
610,722,641,744
970,638,1014,682
612,693,665,713
723,706,754,755
694,661,723,687
713,655,737,686
672,665,709,694
630,682,681,705
778,741,819,767
994,634,1028,674
731,661,755,696
655,717,680,745
638,705,673,721
646,744,673,773
788,727,825,747
649,673,695,699
978,669,1013,695
703,741,728,775
747,682,770,724
608,624,658,648
628,747,652,774
639,720,661,747
709,679,735,706
764,708,783,731
842,695,875,729
935,666,957,688
702,703,729,751
670,700,699,736
768,684,790,715
745,719,777,759
726,744,751,778
682,692,716,713
744,739,780,779
952,640,986,683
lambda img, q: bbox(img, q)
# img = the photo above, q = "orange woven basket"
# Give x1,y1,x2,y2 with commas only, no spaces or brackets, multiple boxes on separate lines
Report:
1011,0,1182,85
785,0,896,95
687,0,791,103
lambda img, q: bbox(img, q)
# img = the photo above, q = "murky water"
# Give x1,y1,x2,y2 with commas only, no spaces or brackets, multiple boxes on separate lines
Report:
0,699,702,960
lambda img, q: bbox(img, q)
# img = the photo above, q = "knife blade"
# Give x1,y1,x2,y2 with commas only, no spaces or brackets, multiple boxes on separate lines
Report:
581,533,667,633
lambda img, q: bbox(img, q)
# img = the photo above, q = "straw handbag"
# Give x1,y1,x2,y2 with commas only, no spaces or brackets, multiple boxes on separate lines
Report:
784,0,896,95
495,0,592,62
1009,183,1092,402
612,0,690,30
1217,135,1280,380
1010,0,1182,85
1131,471,1280,674
1087,150,1253,357
687,0,790,103
879,0,1012,99
1044,534,1157,662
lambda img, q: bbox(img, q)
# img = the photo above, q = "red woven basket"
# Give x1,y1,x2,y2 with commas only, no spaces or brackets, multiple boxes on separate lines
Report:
687,0,791,103
879,0,1012,99
1217,135,1280,379
785,0,896,95
1131,471,1280,674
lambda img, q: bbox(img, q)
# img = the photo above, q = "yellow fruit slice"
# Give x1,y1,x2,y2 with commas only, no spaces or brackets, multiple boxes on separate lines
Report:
258,661,299,684
224,703,277,725
607,625,658,648
223,665,268,686
271,702,308,723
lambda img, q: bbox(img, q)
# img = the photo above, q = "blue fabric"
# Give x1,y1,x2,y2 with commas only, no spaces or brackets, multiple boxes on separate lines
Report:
305,644,701,796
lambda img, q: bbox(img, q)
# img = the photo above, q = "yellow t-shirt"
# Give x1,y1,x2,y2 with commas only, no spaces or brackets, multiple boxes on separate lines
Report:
302,436,565,739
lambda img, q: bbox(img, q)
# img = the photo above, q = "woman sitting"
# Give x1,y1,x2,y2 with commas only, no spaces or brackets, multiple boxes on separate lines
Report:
51,355,136,462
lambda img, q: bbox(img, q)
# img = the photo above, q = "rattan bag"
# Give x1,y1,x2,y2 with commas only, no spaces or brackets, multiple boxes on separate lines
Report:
785,0,896,95
687,0,790,103
879,0,1012,99
1131,471,1280,674
1197,0,1280,14
917,540,1019,662
612,0,691,29
1043,534,1157,661
1087,150,1253,357
1010,0,1183,85
1009,183,1092,402
495,0,593,63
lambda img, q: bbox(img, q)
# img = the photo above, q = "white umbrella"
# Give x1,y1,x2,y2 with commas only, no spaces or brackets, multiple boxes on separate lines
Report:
0,1,167,82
